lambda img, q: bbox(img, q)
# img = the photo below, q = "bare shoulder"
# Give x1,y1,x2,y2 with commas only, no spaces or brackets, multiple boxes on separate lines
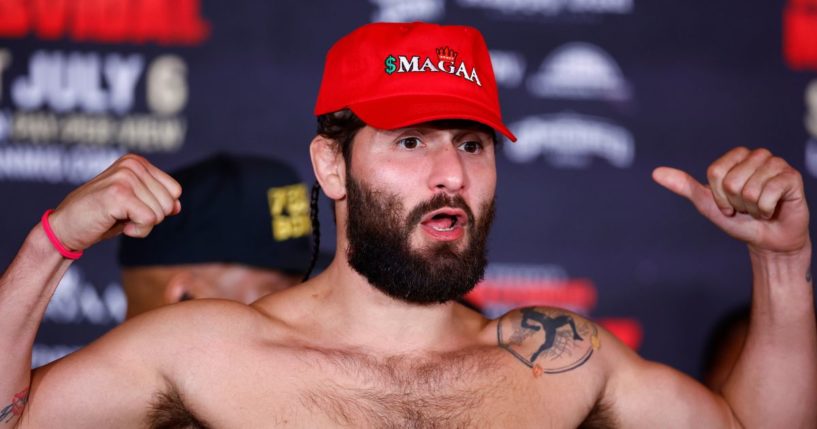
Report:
493,306,603,374
490,307,632,427
23,299,276,428
34,298,279,383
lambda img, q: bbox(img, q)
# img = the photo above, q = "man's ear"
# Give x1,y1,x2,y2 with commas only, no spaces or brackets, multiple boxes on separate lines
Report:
310,134,347,200
164,271,195,304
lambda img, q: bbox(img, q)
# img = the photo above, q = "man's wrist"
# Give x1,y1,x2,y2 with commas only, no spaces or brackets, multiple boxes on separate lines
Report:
748,236,812,265
29,221,74,266
748,236,814,316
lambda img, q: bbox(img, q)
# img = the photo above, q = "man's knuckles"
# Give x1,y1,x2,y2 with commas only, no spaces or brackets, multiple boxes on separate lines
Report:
740,180,763,205
747,147,772,162
706,162,729,184
116,153,150,169
722,173,747,197
102,182,161,226
128,203,159,226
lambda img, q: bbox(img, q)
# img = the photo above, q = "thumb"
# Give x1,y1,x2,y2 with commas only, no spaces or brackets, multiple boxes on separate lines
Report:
652,166,725,223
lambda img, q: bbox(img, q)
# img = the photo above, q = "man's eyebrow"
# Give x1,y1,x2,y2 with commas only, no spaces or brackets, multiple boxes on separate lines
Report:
453,129,493,141
380,127,430,138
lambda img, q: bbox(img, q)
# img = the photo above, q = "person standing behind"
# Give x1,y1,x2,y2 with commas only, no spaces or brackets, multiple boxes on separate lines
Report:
118,153,316,318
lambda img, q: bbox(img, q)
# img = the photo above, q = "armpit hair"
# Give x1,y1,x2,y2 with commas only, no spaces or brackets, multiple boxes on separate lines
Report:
147,384,210,429
579,397,618,429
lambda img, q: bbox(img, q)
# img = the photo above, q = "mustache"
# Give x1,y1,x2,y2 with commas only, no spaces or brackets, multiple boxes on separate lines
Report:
405,193,476,231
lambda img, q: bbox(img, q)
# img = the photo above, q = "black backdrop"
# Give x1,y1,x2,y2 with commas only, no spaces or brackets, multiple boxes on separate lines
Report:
1,0,816,378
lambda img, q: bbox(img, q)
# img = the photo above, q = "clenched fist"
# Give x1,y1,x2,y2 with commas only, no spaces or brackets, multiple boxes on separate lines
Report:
46,154,182,252
653,147,809,255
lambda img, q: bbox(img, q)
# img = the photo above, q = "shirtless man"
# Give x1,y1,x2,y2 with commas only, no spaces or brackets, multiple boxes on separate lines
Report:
1,22,815,428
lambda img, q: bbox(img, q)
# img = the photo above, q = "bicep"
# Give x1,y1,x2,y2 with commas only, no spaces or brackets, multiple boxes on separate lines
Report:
19,318,168,428
601,331,740,428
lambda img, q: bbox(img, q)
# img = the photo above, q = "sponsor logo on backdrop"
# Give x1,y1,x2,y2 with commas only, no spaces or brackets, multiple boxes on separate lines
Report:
32,344,80,368
489,50,526,88
33,266,123,363
804,81,817,178
369,0,445,22
0,0,209,44
0,145,123,183
784,0,817,71
807,80,817,140
385,46,482,86
44,265,126,325
0,0,208,183
805,140,817,178
467,263,595,317
527,42,631,101
456,0,633,17
504,112,635,168
465,263,643,349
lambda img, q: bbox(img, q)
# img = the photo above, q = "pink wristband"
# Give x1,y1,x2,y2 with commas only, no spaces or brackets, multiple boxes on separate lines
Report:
41,209,83,260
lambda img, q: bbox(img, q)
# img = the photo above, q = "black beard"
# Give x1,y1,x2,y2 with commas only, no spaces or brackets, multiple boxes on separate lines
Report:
345,174,495,305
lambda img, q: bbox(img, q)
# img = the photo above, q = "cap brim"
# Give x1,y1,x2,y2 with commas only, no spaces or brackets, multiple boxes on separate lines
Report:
348,94,517,142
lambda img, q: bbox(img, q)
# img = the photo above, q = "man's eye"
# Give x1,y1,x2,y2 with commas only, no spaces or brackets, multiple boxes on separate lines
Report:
459,141,483,153
397,137,421,149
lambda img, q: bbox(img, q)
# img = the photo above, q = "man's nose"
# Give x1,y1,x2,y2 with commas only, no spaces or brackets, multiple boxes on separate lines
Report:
428,144,466,193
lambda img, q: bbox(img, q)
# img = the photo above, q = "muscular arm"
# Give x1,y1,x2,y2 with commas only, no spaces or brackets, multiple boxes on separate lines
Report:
611,147,817,427
0,155,181,427
601,253,816,429
0,225,70,425
721,247,816,427
504,148,815,427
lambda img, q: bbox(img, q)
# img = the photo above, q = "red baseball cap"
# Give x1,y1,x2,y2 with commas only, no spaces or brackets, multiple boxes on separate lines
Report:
314,22,517,142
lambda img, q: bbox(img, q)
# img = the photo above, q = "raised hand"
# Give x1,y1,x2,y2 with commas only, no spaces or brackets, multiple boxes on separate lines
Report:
46,154,182,252
652,147,809,255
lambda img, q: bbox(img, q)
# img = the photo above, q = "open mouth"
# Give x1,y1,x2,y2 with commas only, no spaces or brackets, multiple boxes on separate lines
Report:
420,208,467,232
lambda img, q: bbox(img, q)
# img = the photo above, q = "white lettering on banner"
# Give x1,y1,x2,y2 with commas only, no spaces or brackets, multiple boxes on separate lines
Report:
456,0,632,16
45,266,126,325
505,113,635,168
63,146,124,183
369,0,445,22
31,344,80,368
490,50,526,88
0,49,11,102
4,111,186,153
804,139,817,179
485,263,568,283
147,55,188,116
12,111,59,143
105,54,144,114
118,115,187,151
527,42,631,101
806,80,817,139
11,51,144,114
0,145,123,183
60,114,116,146
0,111,10,141
0,51,189,183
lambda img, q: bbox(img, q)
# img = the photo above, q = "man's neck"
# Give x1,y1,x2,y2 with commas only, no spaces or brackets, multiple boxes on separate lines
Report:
298,256,487,355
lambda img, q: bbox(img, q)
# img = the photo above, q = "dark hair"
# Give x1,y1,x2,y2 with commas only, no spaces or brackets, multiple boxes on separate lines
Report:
316,109,367,165
303,110,366,281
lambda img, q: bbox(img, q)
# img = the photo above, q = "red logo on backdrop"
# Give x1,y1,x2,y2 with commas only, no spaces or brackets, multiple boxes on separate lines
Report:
0,0,210,45
466,278,597,310
465,275,644,350
784,0,817,70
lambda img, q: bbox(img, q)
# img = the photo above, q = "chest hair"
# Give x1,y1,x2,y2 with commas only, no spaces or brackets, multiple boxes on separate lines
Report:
297,346,507,428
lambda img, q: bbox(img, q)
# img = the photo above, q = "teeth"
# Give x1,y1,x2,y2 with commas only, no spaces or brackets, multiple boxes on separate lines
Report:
432,225,455,232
